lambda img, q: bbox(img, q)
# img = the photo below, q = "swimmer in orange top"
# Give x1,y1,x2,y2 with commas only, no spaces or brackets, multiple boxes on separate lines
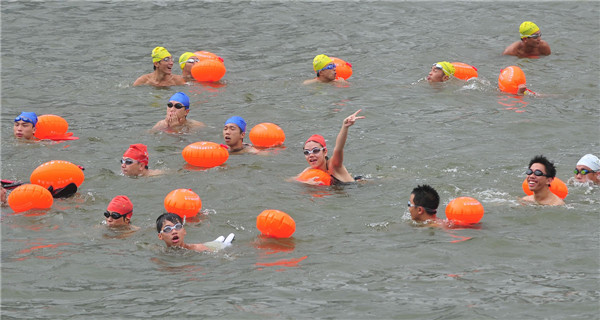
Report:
133,46,187,87
223,116,258,154
120,144,164,177
178,52,200,82
427,61,455,83
408,185,443,224
303,54,347,85
521,155,565,206
156,213,234,252
13,112,37,140
152,92,204,134
503,21,551,58
296,109,365,185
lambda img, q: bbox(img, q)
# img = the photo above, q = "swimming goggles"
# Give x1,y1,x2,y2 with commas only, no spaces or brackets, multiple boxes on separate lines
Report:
526,33,541,39
120,158,137,165
161,223,183,234
185,58,200,63
319,64,335,72
167,102,185,109
526,169,548,177
407,200,437,214
574,168,594,175
303,147,325,156
14,115,35,124
104,211,130,219
161,57,173,62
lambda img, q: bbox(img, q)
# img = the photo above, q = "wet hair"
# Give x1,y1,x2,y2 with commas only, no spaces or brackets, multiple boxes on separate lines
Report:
156,212,182,233
411,184,440,214
529,155,556,178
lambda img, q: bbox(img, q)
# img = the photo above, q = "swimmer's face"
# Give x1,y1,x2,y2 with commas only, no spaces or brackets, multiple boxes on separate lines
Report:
574,165,599,184
104,211,130,227
158,220,186,247
13,121,35,139
522,32,541,47
318,63,337,82
154,56,174,74
223,124,244,148
408,194,420,221
304,141,327,169
183,57,199,75
526,163,553,192
427,66,448,83
167,100,189,118
121,157,145,177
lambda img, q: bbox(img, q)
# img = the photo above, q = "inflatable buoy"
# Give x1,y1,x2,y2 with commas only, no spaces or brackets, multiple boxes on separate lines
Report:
30,160,85,190
182,141,229,168
522,177,568,199
249,123,285,148
256,210,296,238
7,184,53,213
164,188,202,219
191,59,226,82
33,114,77,141
445,197,484,225
330,57,353,80
451,62,478,80
194,51,224,63
296,169,331,186
498,66,526,94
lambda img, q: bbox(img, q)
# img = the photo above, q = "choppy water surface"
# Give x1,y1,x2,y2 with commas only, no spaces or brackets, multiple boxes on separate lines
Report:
1,1,599,319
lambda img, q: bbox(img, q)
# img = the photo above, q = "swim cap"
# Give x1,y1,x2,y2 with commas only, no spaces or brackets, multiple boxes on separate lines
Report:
152,46,171,63
178,52,196,70
434,61,455,76
123,144,149,166
520,21,540,39
577,154,600,171
14,112,38,126
313,54,333,72
107,195,133,219
225,116,247,132
305,134,326,148
169,92,190,109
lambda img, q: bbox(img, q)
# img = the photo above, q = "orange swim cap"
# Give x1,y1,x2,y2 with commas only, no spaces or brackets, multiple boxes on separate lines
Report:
305,134,326,148
123,144,149,166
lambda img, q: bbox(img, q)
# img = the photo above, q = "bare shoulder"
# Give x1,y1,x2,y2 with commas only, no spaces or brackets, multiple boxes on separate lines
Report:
133,73,152,86
503,41,521,55
539,40,551,55
172,75,187,85
303,78,318,85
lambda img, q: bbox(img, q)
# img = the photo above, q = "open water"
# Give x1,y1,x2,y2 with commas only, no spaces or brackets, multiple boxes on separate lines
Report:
1,1,599,319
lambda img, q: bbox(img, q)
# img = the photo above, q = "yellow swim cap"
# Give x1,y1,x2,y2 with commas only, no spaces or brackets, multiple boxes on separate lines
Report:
519,21,540,39
313,54,333,72
152,46,171,63
178,52,196,69
434,61,455,77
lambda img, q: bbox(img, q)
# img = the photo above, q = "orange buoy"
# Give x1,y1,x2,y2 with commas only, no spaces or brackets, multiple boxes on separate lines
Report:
521,177,568,199
164,188,202,219
249,123,285,148
445,197,484,225
498,66,526,94
330,57,353,80
7,184,53,213
30,160,85,189
34,115,68,139
296,169,331,186
191,59,226,82
256,210,296,238
194,51,224,63
182,141,229,168
451,62,478,80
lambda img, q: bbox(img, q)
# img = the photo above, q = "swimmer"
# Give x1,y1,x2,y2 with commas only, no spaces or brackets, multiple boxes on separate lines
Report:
503,21,551,58
13,112,37,140
408,185,442,224
223,116,258,154
152,92,204,134
120,144,164,177
521,155,565,206
296,109,365,185
427,61,455,83
104,195,135,228
156,213,234,252
574,154,600,185
133,46,186,87
303,54,347,85
179,52,200,82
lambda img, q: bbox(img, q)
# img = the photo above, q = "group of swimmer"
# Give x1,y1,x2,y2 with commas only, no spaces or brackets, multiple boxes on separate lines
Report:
6,20,598,252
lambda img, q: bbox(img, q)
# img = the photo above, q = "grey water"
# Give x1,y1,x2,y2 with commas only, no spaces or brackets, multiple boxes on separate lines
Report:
1,1,599,319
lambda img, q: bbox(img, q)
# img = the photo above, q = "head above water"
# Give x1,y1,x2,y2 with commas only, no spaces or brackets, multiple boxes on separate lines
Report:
305,134,326,148
169,92,190,109
410,184,440,214
156,212,183,233
225,116,247,133
14,112,38,127
107,195,133,219
528,155,556,178
519,21,540,39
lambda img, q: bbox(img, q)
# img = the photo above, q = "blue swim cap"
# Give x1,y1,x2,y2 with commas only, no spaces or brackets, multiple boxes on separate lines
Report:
225,116,246,132
169,92,190,109
14,112,38,126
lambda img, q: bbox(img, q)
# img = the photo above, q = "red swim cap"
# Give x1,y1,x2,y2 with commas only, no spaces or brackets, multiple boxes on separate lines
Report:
107,195,133,218
123,144,149,166
305,134,326,148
